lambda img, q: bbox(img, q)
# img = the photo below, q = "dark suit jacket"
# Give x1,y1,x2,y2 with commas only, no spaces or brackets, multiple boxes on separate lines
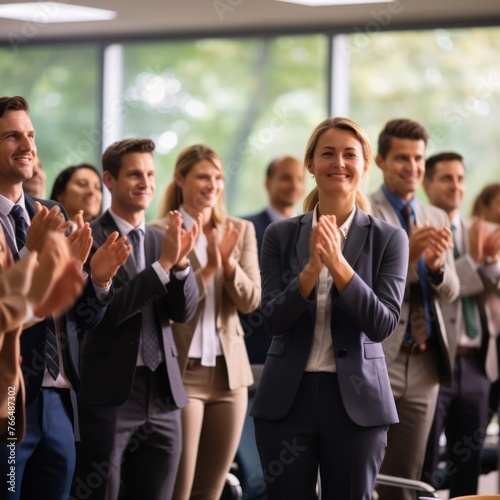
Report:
243,209,272,256
241,209,273,364
1,195,81,405
76,211,198,408
250,208,407,427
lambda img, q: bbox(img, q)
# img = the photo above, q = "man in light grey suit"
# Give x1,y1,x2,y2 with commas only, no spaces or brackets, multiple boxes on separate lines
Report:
421,152,500,497
368,119,459,500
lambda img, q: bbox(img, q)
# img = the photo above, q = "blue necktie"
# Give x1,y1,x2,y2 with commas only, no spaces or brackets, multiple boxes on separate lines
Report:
402,204,428,345
128,229,161,371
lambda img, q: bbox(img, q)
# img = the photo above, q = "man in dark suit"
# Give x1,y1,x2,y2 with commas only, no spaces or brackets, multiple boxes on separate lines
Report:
368,119,460,500
72,138,199,500
241,155,304,364
0,95,88,500
421,152,500,496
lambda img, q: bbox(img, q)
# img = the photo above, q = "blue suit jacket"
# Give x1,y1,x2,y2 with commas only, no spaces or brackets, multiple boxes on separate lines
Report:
250,208,408,426
243,209,272,256
241,209,273,364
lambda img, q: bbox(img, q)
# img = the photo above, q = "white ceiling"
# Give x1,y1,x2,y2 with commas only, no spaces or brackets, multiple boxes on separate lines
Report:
0,0,499,44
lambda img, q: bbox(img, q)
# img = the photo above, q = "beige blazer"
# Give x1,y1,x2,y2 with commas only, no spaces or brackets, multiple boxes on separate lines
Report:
151,215,261,390
0,262,31,442
368,188,460,385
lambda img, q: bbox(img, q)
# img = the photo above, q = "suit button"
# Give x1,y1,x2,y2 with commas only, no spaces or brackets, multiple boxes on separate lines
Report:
337,348,347,358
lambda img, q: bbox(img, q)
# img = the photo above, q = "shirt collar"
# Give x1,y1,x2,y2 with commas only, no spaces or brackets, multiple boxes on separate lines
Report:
179,205,195,231
381,185,416,214
108,207,145,236
266,206,290,223
0,192,27,217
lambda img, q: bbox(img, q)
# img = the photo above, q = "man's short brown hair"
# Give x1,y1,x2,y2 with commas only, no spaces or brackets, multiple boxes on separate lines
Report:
377,118,428,159
102,138,155,178
0,96,30,118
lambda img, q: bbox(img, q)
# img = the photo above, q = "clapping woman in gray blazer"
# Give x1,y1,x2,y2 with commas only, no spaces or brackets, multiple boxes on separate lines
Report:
251,117,409,499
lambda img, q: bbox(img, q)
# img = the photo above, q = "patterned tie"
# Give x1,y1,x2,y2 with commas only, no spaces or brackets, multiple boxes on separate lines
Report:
10,204,28,254
402,204,428,345
11,204,60,379
128,229,161,371
451,224,479,339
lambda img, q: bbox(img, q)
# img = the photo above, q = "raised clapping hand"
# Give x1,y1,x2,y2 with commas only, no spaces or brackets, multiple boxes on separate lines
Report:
158,210,195,273
408,223,452,271
27,231,85,318
483,225,500,264
201,221,244,284
26,202,72,253
67,210,93,269
423,226,453,272
90,231,131,288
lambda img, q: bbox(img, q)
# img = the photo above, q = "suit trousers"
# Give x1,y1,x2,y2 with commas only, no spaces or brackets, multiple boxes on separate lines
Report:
173,356,247,500
378,345,440,500
254,372,388,500
422,352,490,497
73,364,181,500
0,388,75,500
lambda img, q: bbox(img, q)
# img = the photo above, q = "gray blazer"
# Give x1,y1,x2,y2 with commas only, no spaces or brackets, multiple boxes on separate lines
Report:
250,208,408,427
442,217,500,381
368,188,460,384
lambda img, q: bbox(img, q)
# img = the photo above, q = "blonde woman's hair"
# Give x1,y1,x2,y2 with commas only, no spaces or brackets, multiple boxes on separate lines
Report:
159,144,227,224
303,117,372,214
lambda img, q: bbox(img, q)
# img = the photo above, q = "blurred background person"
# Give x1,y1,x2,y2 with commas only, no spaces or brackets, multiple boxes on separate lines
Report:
22,157,47,199
421,152,500,497
50,163,103,224
472,183,500,227
241,155,304,365
154,144,260,500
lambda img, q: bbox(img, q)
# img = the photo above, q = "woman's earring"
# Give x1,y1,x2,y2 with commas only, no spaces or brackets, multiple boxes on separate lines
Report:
310,174,314,179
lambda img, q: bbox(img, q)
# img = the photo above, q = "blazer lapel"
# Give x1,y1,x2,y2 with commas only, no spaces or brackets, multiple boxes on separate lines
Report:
296,212,313,269
296,212,315,324
343,208,370,269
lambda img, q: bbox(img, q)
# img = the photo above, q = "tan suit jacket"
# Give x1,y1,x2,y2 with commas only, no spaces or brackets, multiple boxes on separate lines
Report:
0,262,31,442
151,215,261,390
368,188,460,384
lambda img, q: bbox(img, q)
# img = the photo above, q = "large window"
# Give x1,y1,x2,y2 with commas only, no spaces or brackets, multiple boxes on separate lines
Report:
0,45,101,195
349,27,500,214
122,35,328,220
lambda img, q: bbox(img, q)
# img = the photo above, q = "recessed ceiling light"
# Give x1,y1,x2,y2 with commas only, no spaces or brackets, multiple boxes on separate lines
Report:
276,0,393,6
0,3,116,23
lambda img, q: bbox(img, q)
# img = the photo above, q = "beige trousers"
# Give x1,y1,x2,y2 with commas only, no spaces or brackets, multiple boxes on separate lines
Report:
173,356,248,500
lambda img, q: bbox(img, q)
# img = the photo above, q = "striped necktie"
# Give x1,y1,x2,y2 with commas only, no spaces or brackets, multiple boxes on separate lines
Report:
10,204,28,254
128,229,161,371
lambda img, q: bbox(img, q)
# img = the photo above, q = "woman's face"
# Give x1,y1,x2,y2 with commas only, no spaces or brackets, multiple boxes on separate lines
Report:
308,127,367,199
176,159,224,213
480,192,500,225
58,168,102,222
